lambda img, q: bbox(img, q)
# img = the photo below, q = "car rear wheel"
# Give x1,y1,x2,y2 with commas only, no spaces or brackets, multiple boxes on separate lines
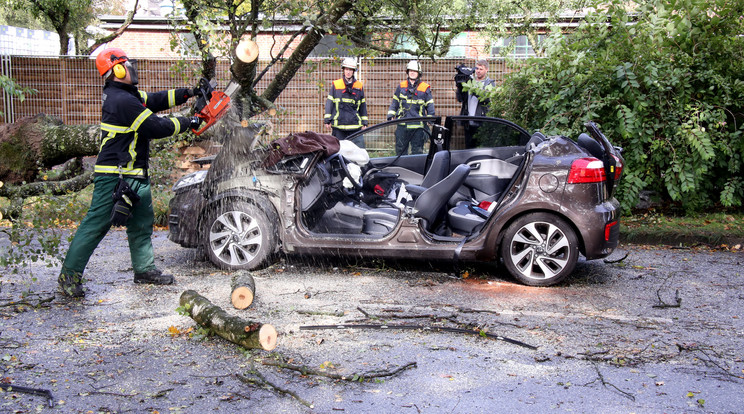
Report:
500,212,578,286
204,200,277,270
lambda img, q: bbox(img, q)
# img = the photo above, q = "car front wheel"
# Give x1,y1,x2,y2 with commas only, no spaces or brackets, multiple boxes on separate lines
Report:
204,200,277,270
500,212,578,286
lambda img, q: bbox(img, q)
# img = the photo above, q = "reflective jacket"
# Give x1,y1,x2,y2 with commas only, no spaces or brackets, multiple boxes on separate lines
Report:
387,79,435,128
324,77,368,130
95,81,192,178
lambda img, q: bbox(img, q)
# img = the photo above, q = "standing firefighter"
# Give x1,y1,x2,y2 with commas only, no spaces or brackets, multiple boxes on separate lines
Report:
387,60,435,155
324,57,368,148
57,47,202,297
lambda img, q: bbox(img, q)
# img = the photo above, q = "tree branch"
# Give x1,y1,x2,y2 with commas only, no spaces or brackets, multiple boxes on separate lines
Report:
262,360,417,382
235,371,313,408
261,0,355,103
0,171,93,200
83,0,140,55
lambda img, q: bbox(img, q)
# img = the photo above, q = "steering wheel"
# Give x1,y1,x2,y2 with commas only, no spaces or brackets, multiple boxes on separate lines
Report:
333,154,362,190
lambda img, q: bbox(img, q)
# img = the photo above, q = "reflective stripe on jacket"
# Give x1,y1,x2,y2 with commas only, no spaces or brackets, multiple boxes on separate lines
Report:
387,80,435,128
95,81,192,178
324,78,368,130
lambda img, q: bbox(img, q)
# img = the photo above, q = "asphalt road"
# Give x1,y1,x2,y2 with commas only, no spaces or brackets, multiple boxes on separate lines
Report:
1,230,743,413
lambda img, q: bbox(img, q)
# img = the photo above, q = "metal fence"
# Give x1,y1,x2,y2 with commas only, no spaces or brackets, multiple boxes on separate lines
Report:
1,56,523,152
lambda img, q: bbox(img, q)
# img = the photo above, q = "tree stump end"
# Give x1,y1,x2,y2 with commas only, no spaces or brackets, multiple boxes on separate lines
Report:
259,324,278,350
231,287,254,309
236,38,259,63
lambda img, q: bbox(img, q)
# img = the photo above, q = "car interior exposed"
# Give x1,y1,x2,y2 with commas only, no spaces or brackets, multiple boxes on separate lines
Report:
298,118,538,239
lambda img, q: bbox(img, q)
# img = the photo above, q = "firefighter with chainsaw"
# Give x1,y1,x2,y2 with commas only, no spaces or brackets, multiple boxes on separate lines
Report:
387,60,435,155
58,47,202,297
324,57,368,148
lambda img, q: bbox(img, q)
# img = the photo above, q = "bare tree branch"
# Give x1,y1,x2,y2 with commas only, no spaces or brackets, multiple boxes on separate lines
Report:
82,0,140,55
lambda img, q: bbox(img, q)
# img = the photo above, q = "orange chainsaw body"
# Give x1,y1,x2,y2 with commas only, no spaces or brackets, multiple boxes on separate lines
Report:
192,90,232,136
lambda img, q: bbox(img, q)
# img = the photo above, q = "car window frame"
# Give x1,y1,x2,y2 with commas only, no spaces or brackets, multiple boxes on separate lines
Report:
444,116,532,150
348,116,443,170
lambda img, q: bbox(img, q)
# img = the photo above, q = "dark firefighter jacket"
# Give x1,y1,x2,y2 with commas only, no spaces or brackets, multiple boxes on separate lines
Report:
324,78,368,130
95,81,192,178
387,79,435,129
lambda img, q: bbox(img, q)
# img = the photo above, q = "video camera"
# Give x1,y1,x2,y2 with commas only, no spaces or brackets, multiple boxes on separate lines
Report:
454,64,475,84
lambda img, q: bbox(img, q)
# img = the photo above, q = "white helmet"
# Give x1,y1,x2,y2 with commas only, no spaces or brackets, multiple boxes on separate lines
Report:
341,57,357,70
406,60,422,74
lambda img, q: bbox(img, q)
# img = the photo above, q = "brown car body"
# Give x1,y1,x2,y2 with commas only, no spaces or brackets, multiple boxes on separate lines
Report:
169,116,623,286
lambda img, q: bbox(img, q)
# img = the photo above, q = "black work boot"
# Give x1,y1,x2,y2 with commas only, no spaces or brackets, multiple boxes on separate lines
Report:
134,269,175,285
58,272,85,298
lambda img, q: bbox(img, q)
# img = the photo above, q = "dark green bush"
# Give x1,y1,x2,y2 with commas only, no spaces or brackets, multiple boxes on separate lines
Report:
483,0,744,212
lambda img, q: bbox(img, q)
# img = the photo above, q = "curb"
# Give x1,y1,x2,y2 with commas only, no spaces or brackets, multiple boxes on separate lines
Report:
620,232,744,248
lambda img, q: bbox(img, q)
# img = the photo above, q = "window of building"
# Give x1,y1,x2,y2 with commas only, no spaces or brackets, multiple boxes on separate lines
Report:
491,34,546,58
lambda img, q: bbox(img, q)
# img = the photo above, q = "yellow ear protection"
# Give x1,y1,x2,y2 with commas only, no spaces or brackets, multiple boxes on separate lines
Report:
113,63,126,79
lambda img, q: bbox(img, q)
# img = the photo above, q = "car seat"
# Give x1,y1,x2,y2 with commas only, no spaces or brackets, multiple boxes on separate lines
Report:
361,164,470,235
412,164,471,232
405,150,450,198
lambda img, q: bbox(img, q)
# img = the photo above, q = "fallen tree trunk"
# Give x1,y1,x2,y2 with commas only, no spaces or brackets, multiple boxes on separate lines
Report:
0,114,99,184
179,289,277,350
231,273,256,309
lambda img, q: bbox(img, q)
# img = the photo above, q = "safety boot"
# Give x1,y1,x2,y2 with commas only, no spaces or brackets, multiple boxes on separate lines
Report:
134,269,175,285
58,272,85,298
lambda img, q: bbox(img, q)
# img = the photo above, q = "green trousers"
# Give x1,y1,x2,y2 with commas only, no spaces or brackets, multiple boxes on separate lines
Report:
60,175,156,278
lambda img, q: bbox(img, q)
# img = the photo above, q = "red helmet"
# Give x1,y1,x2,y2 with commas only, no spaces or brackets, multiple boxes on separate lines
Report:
96,48,129,76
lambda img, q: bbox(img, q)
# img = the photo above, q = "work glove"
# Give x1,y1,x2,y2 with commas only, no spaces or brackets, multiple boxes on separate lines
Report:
110,178,141,227
186,86,202,98
387,116,394,121
189,116,203,129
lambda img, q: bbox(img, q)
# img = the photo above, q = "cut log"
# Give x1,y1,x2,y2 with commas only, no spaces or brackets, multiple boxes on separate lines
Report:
179,289,277,350
231,273,256,309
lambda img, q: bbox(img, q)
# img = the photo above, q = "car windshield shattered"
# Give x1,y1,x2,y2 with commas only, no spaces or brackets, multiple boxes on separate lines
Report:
169,116,624,286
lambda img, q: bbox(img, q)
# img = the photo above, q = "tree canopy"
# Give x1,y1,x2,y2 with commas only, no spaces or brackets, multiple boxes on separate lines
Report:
1,0,136,54
171,0,590,119
482,0,744,212
175,0,493,119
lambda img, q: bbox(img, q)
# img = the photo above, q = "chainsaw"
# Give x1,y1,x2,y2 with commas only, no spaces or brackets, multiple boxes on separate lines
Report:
191,78,241,135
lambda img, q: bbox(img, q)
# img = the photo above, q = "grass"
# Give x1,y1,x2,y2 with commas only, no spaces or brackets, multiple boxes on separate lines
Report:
621,209,744,247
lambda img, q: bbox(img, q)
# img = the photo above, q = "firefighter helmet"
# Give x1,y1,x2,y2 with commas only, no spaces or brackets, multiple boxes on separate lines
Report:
406,60,422,74
96,48,129,77
341,57,357,71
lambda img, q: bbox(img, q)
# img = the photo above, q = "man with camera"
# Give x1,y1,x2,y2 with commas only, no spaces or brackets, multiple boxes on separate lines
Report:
455,59,495,148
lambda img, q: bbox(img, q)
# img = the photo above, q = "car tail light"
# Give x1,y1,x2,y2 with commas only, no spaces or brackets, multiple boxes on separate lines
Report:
605,221,618,241
612,154,623,180
568,157,606,183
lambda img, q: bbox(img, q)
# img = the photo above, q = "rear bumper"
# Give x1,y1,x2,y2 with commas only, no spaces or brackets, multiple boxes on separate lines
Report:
579,198,621,260
168,187,206,248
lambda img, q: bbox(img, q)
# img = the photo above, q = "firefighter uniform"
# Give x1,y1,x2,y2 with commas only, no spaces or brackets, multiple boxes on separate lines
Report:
59,80,194,295
387,79,435,155
324,77,368,148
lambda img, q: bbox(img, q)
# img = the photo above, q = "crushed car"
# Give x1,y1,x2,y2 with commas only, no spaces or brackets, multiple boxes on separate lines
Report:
168,116,624,286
